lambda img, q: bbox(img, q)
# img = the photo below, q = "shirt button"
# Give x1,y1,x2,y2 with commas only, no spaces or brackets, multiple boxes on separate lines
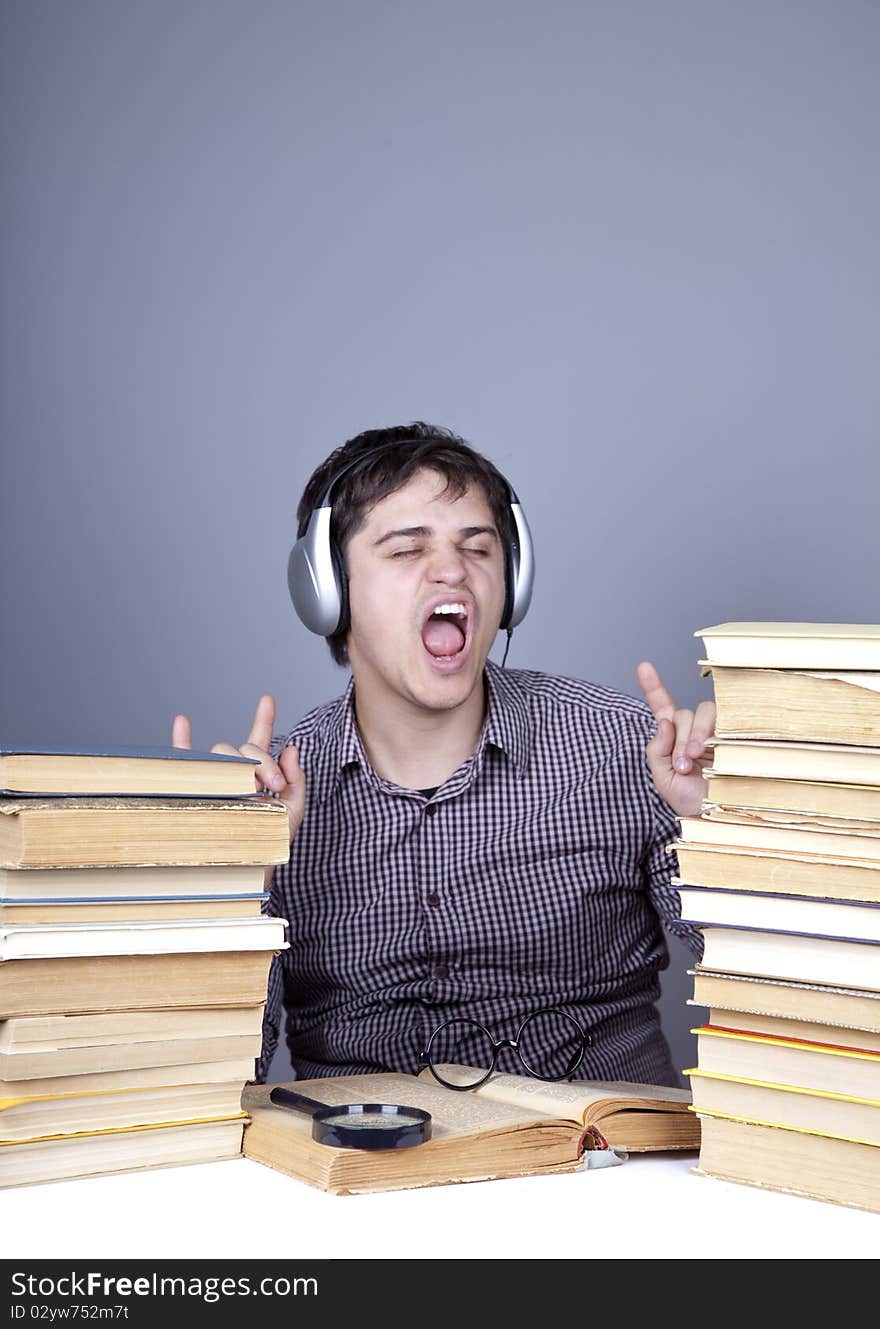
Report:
426,893,441,908
433,963,449,979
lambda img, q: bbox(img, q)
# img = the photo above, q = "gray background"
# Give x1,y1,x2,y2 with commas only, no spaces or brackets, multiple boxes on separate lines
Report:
2,1,877,1085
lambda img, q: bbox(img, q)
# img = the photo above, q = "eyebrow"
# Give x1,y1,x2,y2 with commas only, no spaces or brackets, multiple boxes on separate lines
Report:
373,525,499,547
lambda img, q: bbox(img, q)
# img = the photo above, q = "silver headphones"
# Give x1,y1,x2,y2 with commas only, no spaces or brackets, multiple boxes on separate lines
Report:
288,441,535,638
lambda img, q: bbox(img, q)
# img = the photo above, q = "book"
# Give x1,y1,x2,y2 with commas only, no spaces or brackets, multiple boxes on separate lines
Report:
0,915,287,960
241,1069,699,1195
0,895,267,924
672,842,880,903
0,1026,262,1079
0,863,269,900
702,804,880,833
0,1055,258,1099
0,745,259,797
689,1005,880,1052
0,949,277,1018
0,1118,244,1189
704,772,880,821
693,1113,880,1214
0,1079,248,1142
692,1024,880,1098
0,797,291,868
676,813,880,861
686,1070,880,1147
705,737,880,785
704,666,880,746
0,1005,263,1053
696,926,880,989
675,885,880,944
689,969,880,1033
694,622,880,671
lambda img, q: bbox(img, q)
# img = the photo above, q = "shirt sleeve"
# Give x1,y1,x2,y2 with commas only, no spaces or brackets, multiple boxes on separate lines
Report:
643,757,704,961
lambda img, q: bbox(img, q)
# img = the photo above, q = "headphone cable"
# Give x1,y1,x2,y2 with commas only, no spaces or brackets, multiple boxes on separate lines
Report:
500,628,513,668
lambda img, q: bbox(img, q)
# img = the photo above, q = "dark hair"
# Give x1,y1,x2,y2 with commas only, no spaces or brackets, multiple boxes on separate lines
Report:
296,421,516,666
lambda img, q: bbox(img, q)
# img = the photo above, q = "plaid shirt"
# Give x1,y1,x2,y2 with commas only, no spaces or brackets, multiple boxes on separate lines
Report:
257,661,703,1086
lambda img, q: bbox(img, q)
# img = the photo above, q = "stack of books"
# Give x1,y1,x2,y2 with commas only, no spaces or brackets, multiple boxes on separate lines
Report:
0,744,291,1188
670,622,880,1214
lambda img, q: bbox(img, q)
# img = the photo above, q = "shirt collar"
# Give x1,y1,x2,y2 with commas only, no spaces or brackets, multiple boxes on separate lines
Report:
318,660,531,804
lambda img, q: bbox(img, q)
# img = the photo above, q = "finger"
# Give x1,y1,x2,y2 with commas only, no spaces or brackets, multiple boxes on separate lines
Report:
645,715,674,785
239,742,286,793
278,745,306,836
636,661,677,722
171,714,192,750
210,742,242,757
672,709,695,773
685,699,717,758
247,695,276,754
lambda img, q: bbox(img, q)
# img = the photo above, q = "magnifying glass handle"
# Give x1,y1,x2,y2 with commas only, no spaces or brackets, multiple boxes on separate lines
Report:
269,1087,331,1117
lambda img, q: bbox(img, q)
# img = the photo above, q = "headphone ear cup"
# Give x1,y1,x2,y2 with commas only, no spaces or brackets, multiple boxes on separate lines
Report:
499,538,516,630
330,538,349,637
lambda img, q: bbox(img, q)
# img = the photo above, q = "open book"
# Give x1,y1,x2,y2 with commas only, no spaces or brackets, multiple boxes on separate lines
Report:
242,1068,698,1195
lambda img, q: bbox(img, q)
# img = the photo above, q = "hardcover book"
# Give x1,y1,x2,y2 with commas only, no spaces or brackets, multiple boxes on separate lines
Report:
0,797,291,868
694,622,880,671
242,1069,699,1195
694,1114,880,1214
703,666,880,746
688,969,880,1033
0,949,278,1019
0,1118,245,1189
0,745,259,798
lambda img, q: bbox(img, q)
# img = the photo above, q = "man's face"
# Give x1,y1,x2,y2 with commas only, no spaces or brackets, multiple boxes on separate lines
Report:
345,468,507,712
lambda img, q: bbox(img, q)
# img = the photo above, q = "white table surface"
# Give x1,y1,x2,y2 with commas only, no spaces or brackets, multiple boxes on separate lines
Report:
2,1149,877,1260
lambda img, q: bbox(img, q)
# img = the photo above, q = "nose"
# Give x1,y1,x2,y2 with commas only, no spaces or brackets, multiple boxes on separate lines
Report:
425,541,468,585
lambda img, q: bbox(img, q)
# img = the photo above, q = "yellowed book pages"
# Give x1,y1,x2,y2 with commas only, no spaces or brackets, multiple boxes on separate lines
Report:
243,1068,701,1195
243,1073,592,1195
694,1114,880,1214
0,898,264,924
425,1065,699,1151
704,666,880,746
0,1055,257,1098
672,841,880,902
677,813,880,860
0,1006,264,1050
0,950,275,1019
0,1078,247,1142
695,622,880,670
694,1024,880,1098
704,772,880,821
706,738,880,785
0,798,291,869
0,863,268,899
689,968,880,1033
690,1005,880,1052
0,1118,244,1189
0,748,257,797
0,1032,262,1080
687,1071,880,1147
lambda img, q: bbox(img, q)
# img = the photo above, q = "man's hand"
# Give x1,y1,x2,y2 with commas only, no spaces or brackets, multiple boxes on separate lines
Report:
171,694,305,845
637,661,716,819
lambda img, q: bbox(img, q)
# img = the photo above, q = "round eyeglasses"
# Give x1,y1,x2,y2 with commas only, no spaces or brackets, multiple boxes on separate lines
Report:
419,1007,591,1090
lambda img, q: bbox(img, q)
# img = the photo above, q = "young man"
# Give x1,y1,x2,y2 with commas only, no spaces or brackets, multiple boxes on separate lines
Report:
173,423,714,1086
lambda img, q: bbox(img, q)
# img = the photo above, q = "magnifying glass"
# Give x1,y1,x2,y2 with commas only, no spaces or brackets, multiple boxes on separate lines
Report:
269,1086,432,1150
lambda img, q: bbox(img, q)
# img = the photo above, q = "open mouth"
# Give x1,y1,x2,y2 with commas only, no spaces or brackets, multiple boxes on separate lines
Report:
421,601,470,665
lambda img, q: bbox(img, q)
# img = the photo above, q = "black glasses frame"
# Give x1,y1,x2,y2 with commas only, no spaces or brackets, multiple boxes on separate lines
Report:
418,1006,591,1091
